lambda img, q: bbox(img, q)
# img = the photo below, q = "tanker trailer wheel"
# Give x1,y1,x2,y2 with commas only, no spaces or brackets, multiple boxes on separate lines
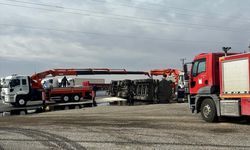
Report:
73,94,80,102
61,95,70,103
200,98,218,122
16,97,27,107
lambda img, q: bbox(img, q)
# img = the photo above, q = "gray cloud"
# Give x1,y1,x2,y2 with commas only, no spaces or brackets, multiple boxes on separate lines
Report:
0,0,249,79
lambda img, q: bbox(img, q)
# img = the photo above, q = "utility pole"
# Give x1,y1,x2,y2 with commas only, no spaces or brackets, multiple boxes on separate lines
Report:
180,58,186,67
181,58,186,70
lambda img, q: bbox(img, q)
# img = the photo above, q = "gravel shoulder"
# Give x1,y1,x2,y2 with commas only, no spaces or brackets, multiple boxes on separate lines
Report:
0,103,250,150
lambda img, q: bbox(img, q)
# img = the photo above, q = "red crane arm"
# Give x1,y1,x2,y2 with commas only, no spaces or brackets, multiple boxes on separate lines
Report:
31,68,149,89
150,69,180,85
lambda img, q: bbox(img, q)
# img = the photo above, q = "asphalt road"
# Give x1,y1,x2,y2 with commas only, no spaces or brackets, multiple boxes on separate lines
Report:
0,103,250,150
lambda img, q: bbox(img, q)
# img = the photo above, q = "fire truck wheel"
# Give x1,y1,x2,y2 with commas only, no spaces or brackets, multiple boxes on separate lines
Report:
16,97,27,107
73,95,80,102
201,98,218,122
62,95,70,103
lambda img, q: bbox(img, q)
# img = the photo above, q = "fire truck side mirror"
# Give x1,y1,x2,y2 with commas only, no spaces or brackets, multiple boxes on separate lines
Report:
183,64,189,80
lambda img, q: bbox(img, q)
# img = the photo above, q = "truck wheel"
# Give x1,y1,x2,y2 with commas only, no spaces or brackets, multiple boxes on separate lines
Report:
11,103,16,107
153,98,159,104
177,98,184,103
201,98,218,122
62,95,70,103
16,97,27,107
73,95,80,102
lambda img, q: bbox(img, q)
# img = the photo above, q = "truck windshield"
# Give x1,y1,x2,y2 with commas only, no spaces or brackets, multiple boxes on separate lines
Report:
9,79,20,87
2,79,10,88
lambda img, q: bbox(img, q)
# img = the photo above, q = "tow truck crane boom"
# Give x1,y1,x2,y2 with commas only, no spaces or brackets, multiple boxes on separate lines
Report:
150,69,180,85
31,68,149,89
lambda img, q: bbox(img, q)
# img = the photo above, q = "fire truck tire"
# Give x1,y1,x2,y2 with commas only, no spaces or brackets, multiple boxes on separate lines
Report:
73,94,80,102
62,95,70,103
16,97,27,107
201,98,218,122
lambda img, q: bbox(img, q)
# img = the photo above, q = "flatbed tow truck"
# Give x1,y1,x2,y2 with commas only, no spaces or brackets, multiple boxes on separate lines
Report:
1,68,148,107
0,99,92,116
0,93,127,116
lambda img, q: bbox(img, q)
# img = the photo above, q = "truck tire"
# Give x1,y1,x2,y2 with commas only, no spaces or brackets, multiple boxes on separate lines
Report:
11,103,16,107
177,98,184,103
200,98,218,122
73,94,80,102
62,95,70,103
16,97,27,107
153,98,159,104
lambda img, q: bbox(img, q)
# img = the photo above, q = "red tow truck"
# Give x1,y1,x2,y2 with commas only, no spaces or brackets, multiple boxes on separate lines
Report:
1,68,148,107
184,48,250,122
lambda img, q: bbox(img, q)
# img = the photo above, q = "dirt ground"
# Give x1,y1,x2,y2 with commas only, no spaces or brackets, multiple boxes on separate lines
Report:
0,103,250,150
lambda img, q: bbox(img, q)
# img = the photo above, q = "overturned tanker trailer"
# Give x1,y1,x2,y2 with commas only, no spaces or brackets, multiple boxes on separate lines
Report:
109,69,185,103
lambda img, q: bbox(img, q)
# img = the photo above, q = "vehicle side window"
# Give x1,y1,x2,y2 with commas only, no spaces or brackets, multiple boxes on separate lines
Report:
192,61,199,77
192,59,206,77
197,60,206,74
22,79,27,85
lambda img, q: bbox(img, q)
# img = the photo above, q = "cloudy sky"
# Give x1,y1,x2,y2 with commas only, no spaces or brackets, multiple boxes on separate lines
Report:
0,0,249,80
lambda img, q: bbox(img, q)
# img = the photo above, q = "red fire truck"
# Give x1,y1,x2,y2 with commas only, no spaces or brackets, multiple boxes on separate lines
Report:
184,48,250,122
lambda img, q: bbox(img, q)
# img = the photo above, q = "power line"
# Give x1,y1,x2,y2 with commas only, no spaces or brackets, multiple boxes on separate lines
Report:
0,0,171,23
0,23,245,45
120,0,250,21
1,0,212,22
6,0,250,24
4,0,64,8
0,1,248,33
0,2,91,15
92,0,211,13
90,0,250,23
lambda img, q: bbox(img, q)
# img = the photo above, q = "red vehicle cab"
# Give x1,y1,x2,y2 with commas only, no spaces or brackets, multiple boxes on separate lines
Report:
189,53,225,95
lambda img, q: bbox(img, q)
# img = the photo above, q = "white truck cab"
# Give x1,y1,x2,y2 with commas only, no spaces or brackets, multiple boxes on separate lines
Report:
178,72,185,89
177,72,186,102
1,75,30,106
